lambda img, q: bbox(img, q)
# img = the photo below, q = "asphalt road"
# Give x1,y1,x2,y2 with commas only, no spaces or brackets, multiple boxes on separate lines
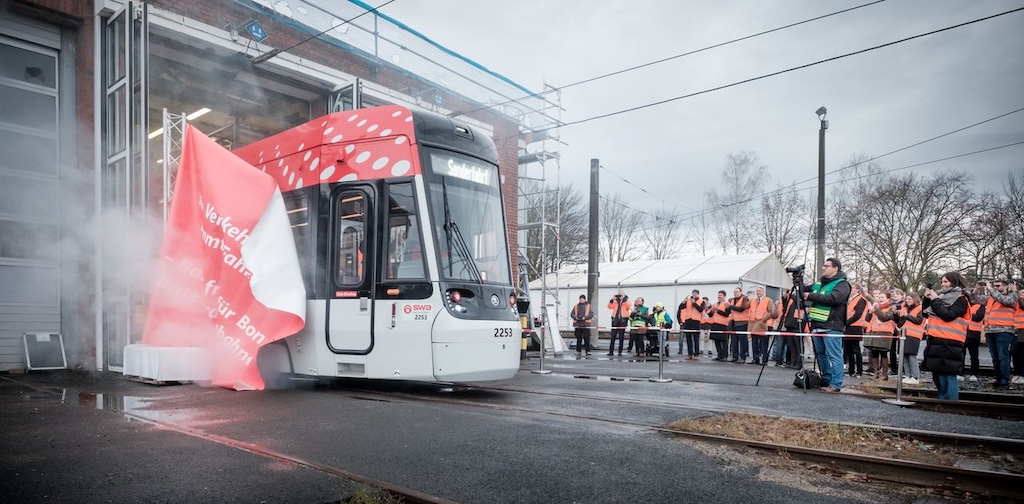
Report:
2,353,1019,504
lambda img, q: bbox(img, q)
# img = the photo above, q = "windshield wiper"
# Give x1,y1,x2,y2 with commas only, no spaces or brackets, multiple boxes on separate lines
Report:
441,178,483,284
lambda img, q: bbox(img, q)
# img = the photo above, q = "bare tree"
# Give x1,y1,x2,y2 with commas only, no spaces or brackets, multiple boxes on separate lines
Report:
519,181,588,275
836,169,973,291
689,203,715,257
756,183,808,267
828,154,885,286
599,193,642,262
956,191,1003,280
640,207,685,260
706,151,768,254
999,172,1024,280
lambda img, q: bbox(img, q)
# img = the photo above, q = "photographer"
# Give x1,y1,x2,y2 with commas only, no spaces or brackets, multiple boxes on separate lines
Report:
975,279,1018,388
628,297,652,355
801,258,851,393
606,290,632,357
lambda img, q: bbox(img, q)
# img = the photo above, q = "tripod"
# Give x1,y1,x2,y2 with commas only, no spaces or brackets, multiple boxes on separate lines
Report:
756,271,814,387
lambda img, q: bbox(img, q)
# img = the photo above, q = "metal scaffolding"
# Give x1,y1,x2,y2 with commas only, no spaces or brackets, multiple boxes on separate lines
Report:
517,82,564,351
161,108,187,223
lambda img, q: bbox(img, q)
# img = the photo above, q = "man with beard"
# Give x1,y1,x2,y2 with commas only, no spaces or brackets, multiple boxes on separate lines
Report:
801,258,851,393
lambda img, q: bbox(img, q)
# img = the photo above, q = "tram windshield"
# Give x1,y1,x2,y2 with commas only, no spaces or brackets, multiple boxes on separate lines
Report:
426,149,511,285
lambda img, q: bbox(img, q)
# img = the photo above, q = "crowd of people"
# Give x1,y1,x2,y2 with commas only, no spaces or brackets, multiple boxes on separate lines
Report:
566,258,1024,400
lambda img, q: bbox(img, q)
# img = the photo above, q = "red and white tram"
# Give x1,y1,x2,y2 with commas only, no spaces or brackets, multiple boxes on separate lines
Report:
232,105,520,383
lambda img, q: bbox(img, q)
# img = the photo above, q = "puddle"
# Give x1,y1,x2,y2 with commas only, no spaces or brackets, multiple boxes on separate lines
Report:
78,391,199,424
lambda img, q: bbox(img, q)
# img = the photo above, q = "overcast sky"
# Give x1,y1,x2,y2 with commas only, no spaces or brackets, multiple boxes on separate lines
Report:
381,0,1024,215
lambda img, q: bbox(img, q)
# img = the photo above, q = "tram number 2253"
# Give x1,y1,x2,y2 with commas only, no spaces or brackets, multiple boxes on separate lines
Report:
494,328,515,338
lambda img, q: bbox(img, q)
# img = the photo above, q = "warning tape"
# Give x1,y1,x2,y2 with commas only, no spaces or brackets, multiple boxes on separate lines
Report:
554,326,900,339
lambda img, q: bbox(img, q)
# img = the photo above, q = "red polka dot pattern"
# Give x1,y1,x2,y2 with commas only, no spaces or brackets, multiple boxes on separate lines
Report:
233,105,420,191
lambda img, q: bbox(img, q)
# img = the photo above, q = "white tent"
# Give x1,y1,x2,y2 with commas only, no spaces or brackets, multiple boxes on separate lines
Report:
530,253,792,331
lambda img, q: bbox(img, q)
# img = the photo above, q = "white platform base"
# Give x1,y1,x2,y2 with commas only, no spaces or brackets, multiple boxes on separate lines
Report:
123,344,212,383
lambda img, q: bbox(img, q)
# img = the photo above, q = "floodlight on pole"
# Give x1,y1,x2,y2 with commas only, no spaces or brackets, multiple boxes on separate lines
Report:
815,106,828,279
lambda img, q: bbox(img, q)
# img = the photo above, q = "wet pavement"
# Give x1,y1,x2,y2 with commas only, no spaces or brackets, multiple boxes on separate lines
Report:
1,350,1020,504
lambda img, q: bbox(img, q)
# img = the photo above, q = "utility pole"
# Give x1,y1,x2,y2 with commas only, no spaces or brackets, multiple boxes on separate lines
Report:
815,106,828,279
588,159,600,345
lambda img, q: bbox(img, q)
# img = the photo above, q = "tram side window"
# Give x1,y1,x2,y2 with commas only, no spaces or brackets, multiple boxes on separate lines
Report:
336,192,366,285
385,182,425,280
283,192,312,292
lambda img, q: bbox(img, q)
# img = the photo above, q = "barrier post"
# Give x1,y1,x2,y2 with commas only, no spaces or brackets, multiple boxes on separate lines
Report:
532,325,551,375
650,329,672,383
882,328,914,406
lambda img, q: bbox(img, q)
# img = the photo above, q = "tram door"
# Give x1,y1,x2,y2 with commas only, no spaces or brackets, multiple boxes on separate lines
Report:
326,186,375,353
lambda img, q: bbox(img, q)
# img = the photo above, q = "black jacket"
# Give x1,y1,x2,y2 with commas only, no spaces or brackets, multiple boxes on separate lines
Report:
922,293,968,375
778,296,802,330
802,271,851,333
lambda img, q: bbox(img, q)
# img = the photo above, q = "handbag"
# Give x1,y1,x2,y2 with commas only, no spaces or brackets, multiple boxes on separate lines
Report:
793,369,821,389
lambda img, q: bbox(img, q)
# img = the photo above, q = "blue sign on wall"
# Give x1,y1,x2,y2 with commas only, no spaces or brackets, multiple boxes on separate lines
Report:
245,21,268,43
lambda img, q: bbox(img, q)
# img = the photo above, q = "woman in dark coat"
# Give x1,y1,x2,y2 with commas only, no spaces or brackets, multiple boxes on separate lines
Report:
922,272,969,400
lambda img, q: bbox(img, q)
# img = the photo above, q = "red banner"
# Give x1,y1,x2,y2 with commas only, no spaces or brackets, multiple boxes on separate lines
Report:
142,125,306,390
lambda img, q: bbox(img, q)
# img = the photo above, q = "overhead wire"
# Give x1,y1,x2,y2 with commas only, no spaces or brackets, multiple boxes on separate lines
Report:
714,105,1024,210
450,0,889,119
625,138,1024,231
251,0,397,65
599,104,1024,222
532,6,1024,135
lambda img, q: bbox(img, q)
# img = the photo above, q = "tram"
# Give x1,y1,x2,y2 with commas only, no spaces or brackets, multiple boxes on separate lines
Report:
232,105,520,384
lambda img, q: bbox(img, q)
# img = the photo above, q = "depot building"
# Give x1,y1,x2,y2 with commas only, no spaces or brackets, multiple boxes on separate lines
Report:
0,0,543,372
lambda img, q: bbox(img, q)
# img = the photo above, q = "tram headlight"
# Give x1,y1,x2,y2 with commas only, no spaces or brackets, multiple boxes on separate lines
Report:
446,289,467,313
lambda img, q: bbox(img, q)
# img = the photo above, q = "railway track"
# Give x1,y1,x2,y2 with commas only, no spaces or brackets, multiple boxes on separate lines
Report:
851,385,1024,420
340,380,1024,501
874,385,1024,404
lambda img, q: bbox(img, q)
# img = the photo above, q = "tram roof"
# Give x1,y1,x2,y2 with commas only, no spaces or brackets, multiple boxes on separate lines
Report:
232,105,420,192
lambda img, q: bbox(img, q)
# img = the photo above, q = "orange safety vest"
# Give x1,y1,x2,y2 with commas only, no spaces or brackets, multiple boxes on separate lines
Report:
607,297,632,325
967,303,983,333
901,305,924,340
985,297,1016,328
711,300,730,326
868,306,896,335
682,298,703,322
1015,300,1024,329
847,294,869,329
730,295,750,322
750,296,772,322
927,295,969,343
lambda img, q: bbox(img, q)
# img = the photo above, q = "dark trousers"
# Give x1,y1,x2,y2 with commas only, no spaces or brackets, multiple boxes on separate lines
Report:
714,339,729,359
843,340,863,376
730,323,749,360
782,329,801,366
607,327,625,355
711,324,728,359
629,329,645,354
888,337,899,373
751,335,769,363
575,327,591,353
964,333,980,376
845,327,864,376
684,320,701,356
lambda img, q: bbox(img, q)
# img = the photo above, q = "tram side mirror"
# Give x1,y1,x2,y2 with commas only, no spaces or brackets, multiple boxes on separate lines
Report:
516,297,530,316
